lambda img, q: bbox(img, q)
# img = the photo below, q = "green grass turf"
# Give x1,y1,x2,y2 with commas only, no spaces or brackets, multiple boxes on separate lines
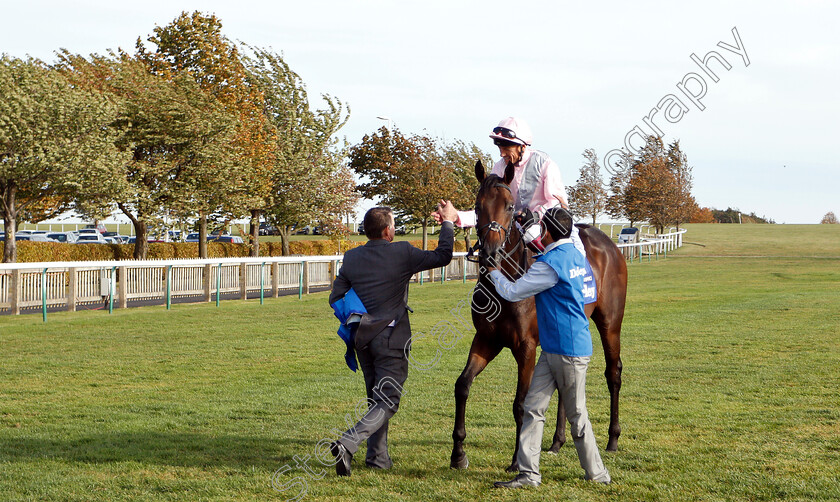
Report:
1,224,838,501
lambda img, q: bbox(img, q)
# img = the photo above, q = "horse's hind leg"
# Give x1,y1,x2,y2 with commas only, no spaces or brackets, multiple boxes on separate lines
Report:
592,307,623,452
547,395,566,453
451,336,502,469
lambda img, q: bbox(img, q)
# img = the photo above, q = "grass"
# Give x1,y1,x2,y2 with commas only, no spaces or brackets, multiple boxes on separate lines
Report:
1,224,839,501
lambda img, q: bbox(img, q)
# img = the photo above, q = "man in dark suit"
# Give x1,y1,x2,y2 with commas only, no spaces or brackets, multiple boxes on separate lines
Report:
329,203,457,475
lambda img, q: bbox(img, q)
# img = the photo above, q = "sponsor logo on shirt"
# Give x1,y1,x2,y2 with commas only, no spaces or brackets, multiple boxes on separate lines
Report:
569,266,587,279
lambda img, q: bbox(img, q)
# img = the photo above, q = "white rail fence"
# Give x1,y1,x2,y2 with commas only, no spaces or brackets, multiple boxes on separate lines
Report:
0,228,686,317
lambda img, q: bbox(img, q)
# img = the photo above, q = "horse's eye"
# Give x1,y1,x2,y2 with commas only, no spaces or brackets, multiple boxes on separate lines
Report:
507,204,515,212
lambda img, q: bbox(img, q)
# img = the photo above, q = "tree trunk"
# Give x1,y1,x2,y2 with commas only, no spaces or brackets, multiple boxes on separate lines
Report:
421,219,428,250
117,203,148,260
463,227,471,253
2,183,17,263
280,226,291,256
198,212,208,259
249,209,261,257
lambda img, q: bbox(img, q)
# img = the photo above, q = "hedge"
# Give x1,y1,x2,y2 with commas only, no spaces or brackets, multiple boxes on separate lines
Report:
11,238,468,263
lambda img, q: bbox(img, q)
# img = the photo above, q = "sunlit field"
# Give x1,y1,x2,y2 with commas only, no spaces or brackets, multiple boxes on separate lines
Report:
1,224,838,501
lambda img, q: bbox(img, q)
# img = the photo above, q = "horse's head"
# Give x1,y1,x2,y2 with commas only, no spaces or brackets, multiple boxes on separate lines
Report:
472,160,515,269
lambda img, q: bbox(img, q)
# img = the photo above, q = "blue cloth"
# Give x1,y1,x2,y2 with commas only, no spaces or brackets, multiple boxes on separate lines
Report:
330,288,367,372
534,243,593,357
582,259,597,305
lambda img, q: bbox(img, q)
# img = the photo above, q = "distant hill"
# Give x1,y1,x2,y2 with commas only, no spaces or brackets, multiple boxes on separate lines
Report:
711,207,775,224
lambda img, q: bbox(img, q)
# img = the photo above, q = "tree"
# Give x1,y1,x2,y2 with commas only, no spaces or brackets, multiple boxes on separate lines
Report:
441,140,491,250
664,140,696,230
568,149,607,225
690,206,716,223
137,11,277,257
1,56,127,262
606,149,644,226
820,211,838,224
57,51,237,259
241,46,356,255
349,128,452,250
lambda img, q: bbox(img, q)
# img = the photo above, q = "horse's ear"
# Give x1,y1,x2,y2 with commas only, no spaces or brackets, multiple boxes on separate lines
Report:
503,162,515,185
475,160,485,182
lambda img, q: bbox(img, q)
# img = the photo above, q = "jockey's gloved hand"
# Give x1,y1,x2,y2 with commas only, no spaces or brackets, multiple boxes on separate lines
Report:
514,208,537,228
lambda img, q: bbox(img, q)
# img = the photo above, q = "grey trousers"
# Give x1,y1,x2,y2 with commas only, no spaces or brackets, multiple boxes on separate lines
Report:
517,352,611,484
338,328,407,469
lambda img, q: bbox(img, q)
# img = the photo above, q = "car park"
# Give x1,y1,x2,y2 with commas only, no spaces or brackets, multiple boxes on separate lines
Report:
76,234,108,244
208,235,244,243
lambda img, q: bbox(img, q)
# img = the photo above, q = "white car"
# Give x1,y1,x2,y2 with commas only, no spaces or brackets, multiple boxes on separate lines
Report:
75,234,108,244
47,232,78,243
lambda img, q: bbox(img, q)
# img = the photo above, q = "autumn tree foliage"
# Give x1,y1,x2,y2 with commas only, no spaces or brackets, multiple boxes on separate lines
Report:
350,128,456,250
242,47,356,255
690,206,716,223
0,56,127,262
820,211,838,224
607,136,696,233
137,11,277,257
568,149,608,225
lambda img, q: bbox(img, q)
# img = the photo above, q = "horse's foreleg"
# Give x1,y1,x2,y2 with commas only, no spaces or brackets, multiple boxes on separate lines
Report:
451,337,502,469
507,342,537,472
547,394,566,453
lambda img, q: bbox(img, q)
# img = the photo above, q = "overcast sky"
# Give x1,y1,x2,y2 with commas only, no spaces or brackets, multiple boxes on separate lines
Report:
4,0,838,224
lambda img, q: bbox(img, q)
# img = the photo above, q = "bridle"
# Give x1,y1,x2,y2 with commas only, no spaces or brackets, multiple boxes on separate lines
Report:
466,182,519,263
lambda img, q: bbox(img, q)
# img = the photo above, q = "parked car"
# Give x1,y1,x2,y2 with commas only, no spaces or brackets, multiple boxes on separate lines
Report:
28,234,54,242
208,235,244,243
47,232,78,243
185,233,201,242
77,228,102,237
76,234,108,244
295,225,311,235
258,223,279,236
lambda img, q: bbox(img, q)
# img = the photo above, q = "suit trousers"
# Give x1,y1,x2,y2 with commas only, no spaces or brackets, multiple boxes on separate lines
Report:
338,328,408,468
517,352,610,484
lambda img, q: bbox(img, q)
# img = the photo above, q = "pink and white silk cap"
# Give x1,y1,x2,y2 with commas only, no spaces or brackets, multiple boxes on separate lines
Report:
489,117,533,146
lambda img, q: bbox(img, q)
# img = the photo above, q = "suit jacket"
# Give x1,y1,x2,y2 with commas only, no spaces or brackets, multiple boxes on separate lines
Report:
329,222,455,351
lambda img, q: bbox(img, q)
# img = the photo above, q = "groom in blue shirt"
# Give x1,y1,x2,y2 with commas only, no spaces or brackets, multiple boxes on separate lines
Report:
488,207,611,488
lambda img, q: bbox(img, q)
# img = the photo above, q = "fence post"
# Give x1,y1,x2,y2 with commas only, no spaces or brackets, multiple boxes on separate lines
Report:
165,265,173,310
216,263,222,307
67,267,77,312
271,262,279,298
298,262,304,299
260,262,265,305
10,269,21,315
239,263,247,300
302,261,310,295
203,264,212,302
41,268,48,322
109,266,116,314
119,266,128,309
462,256,467,283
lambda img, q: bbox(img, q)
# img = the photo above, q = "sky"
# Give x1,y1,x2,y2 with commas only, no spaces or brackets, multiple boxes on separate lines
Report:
3,0,838,224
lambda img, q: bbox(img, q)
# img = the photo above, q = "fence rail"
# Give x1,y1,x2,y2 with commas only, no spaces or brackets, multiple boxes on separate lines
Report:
0,228,686,317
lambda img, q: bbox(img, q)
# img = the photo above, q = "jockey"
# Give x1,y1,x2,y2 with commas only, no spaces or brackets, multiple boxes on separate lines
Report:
433,117,585,256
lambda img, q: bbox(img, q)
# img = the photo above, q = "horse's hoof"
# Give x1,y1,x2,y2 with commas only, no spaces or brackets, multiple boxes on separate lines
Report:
606,438,618,452
546,441,565,454
450,455,469,469
505,462,518,473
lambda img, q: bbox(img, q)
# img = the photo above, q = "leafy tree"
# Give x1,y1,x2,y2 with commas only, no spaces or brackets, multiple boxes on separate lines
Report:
606,149,644,226
242,46,356,255
137,11,277,257
820,211,838,224
440,139,491,249
690,206,716,223
568,148,607,225
349,128,452,250
58,51,237,259
0,56,127,262
664,140,696,230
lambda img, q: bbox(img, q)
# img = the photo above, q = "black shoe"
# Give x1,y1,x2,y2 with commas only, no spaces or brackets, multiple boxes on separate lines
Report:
493,474,540,489
331,442,352,477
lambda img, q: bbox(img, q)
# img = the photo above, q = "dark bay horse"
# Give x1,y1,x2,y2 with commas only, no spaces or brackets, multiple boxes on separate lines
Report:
450,161,627,472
